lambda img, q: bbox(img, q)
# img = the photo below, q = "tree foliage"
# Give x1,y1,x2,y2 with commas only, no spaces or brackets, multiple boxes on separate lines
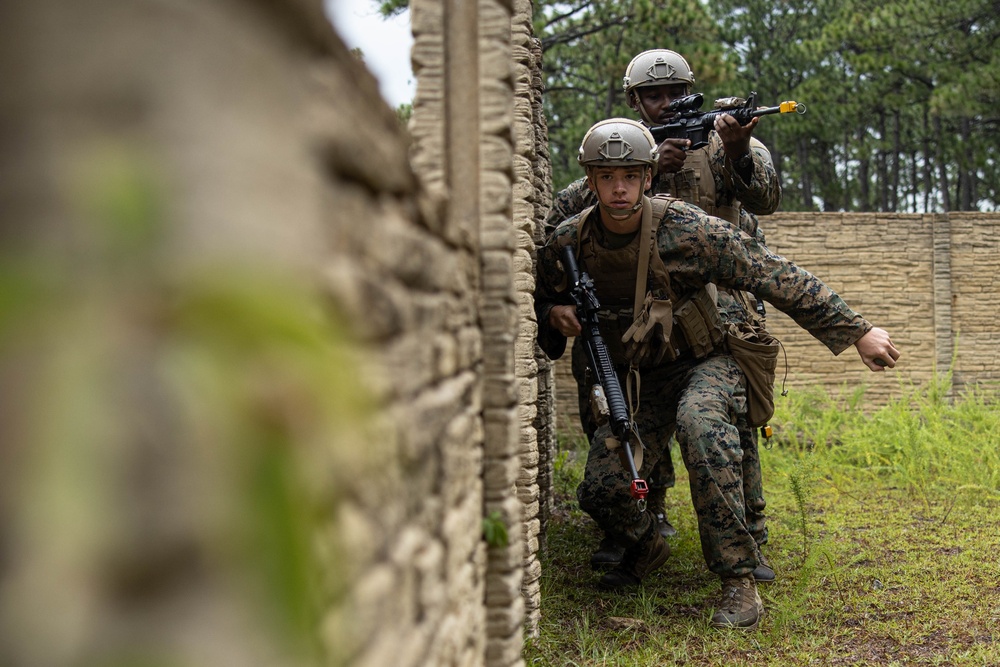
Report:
536,0,735,190
375,0,998,210
376,0,408,17
541,0,1000,211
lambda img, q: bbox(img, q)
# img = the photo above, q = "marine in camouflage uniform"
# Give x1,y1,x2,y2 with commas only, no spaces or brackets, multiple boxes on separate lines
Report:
547,49,779,571
536,118,899,629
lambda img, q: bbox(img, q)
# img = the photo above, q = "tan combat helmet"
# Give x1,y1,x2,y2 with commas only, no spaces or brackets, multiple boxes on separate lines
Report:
578,118,659,168
622,49,696,96
622,50,697,125
578,118,658,219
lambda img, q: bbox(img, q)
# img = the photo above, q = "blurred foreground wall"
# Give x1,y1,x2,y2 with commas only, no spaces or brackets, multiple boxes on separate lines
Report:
0,1,551,666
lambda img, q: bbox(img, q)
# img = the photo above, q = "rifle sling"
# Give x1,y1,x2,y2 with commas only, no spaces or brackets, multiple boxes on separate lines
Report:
632,195,654,318
625,196,656,426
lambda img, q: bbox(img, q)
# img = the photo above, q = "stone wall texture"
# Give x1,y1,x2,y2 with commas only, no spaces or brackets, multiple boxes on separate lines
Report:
0,1,548,666
6,1,998,666
551,211,1000,438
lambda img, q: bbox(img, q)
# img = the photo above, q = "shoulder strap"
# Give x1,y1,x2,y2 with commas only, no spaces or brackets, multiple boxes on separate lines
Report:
552,205,595,255
648,195,674,225
572,204,597,255
632,196,654,317
636,195,680,309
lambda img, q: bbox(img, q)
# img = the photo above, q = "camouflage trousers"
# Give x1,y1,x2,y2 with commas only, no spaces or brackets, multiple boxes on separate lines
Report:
572,337,676,491
576,353,765,578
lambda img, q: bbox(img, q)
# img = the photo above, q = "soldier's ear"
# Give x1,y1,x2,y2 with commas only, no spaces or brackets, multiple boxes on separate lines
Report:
584,169,597,193
626,92,640,112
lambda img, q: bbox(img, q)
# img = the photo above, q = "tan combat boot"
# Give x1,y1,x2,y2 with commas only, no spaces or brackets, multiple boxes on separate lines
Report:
598,529,670,589
711,575,764,629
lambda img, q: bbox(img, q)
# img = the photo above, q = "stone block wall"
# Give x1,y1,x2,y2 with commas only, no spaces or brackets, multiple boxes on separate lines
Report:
760,212,1000,399
551,211,1000,438
0,1,548,666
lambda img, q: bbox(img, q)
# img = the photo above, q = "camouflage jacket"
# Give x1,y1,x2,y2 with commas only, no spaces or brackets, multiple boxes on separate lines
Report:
535,201,872,362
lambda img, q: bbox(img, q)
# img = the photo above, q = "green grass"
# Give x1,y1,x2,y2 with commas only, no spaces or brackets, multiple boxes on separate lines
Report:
525,374,1000,666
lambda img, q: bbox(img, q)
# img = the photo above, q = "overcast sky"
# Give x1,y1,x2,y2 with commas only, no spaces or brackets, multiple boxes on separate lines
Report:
325,0,416,108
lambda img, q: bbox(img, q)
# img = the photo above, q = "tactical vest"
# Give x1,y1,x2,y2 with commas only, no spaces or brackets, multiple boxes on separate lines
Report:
560,196,724,368
658,145,741,225
658,139,769,324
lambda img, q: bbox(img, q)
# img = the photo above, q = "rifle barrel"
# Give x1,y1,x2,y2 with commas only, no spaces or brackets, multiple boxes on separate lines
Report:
750,101,807,117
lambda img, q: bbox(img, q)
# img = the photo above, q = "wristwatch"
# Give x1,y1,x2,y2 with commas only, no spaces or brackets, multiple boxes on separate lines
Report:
734,151,754,172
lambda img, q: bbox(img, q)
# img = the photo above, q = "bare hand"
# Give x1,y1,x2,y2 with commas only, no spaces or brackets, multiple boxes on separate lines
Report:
854,327,900,371
715,113,757,159
656,138,690,174
549,304,582,337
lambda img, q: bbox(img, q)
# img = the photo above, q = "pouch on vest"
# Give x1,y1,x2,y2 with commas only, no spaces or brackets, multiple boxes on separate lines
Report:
726,321,780,427
673,287,725,359
621,292,675,366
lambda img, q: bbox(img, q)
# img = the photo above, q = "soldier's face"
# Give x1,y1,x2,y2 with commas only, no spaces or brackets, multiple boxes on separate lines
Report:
632,84,689,124
586,166,650,210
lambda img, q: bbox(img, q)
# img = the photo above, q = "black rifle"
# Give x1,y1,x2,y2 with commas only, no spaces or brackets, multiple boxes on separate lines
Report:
648,91,806,150
560,245,648,509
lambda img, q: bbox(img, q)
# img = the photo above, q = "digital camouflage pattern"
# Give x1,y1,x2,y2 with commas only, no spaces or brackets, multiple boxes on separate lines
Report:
571,323,766,547
538,204,871,356
546,131,774,332
536,201,872,577
668,130,781,220
569,329,678,488
548,132,779,551
576,355,759,577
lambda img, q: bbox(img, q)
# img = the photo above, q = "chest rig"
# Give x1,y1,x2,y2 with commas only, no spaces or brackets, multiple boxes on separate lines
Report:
657,141,768,325
560,195,725,368
657,145,742,226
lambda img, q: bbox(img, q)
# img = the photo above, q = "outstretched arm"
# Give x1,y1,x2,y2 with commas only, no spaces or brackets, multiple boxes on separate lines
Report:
657,205,879,355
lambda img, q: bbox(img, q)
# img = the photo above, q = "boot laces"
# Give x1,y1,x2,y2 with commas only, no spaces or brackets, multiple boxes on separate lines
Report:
720,579,750,612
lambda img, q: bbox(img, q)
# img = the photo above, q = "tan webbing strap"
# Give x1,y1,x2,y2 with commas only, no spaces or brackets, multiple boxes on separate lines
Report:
624,194,676,419
573,204,597,257
626,365,641,419
630,193,676,311
632,195,654,318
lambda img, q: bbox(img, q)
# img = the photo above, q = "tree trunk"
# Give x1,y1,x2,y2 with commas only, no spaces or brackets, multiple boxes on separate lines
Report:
958,116,973,210
843,130,851,211
891,111,901,212
797,137,813,210
877,111,888,211
921,108,933,212
603,28,625,118
933,115,951,211
857,127,870,212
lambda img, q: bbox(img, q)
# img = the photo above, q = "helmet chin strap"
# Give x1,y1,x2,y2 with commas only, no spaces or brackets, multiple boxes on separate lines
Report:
599,198,643,221
587,165,649,222
629,91,657,126
585,165,649,222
